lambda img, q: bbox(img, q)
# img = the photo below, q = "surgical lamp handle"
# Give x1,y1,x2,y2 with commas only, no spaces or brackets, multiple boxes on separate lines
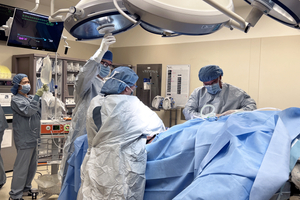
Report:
31,0,40,12
203,0,248,31
113,0,138,24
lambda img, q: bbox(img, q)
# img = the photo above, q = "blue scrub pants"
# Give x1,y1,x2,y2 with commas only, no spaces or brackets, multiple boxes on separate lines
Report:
9,147,37,199
0,131,6,187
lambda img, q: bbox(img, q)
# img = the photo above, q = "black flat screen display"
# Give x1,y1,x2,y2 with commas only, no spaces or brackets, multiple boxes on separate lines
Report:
7,8,64,52
0,4,15,41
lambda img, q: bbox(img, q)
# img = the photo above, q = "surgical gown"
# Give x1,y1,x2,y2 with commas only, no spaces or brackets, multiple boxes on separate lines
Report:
60,59,105,184
78,94,165,200
144,107,300,200
183,83,256,120
0,104,8,187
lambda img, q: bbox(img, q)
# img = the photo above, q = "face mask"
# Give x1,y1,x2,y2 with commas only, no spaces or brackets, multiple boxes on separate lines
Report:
19,84,31,94
99,64,110,78
205,82,221,94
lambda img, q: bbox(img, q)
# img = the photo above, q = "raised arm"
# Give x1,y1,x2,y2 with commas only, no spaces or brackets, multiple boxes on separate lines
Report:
75,34,116,98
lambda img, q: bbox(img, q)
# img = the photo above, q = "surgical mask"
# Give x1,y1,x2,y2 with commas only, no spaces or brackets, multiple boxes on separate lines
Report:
19,84,31,94
99,64,110,78
205,82,221,94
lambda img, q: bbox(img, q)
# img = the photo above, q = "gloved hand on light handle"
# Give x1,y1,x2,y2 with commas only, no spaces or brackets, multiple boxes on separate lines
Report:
91,33,116,63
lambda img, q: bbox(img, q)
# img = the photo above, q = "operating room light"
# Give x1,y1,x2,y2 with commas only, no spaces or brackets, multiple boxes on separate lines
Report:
139,22,180,37
121,0,234,36
271,4,295,24
55,0,300,40
244,0,300,28
69,14,136,40
63,0,138,40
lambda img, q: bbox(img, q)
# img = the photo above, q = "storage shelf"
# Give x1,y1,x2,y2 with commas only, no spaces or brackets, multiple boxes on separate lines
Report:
36,72,62,76
12,54,87,116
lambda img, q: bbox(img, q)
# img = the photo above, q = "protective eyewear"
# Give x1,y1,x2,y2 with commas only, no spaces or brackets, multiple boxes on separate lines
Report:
132,85,138,90
101,61,112,67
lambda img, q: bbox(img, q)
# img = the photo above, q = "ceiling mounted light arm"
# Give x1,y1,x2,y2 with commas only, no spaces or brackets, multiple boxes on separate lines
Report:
49,9,70,22
225,19,251,32
203,0,249,32
51,0,55,15
245,1,272,27
31,0,40,12
49,7,84,22
49,0,84,22
113,0,138,24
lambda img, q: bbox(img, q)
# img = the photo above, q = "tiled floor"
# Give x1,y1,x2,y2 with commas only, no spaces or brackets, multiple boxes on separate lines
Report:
0,166,59,200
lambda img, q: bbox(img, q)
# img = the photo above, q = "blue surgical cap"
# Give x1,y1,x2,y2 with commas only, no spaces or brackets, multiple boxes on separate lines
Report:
101,66,138,95
11,73,28,95
102,50,113,62
198,65,223,82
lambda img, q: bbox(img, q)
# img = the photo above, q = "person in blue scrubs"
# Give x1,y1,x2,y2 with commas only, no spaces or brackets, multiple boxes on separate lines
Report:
0,104,8,189
183,65,257,120
9,74,48,200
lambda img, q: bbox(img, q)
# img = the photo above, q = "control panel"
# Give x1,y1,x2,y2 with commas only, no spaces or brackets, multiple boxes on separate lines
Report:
40,120,71,135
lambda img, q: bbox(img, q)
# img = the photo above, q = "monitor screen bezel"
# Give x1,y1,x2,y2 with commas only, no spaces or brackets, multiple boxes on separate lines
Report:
6,8,64,52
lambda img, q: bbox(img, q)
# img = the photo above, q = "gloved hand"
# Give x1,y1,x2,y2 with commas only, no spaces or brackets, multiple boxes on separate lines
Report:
43,84,49,92
36,88,44,97
91,33,116,63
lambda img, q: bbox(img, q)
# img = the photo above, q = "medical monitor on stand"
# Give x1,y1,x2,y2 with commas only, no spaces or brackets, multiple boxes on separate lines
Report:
7,8,64,52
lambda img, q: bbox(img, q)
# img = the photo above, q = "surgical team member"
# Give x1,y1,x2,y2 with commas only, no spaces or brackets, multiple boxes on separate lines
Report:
183,65,256,120
0,104,8,189
59,33,116,185
77,67,165,200
9,74,48,200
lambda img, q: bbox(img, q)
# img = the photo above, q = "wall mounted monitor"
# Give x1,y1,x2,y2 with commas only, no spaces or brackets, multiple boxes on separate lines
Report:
0,4,15,41
7,8,64,52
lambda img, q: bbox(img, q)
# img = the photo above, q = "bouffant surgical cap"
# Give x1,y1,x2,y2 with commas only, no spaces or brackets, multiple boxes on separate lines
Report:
198,65,223,82
101,67,138,95
102,50,113,62
10,73,28,95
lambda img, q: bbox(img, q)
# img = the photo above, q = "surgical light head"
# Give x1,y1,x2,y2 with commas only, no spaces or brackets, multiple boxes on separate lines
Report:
198,65,223,82
122,0,234,36
139,22,180,37
245,0,300,29
63,0,138,40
